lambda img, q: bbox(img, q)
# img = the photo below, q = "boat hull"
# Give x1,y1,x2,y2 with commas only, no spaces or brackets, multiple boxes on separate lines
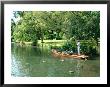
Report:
51,49,88,60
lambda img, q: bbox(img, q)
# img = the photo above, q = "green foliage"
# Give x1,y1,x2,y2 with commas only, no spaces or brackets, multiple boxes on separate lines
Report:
32,41,38,46
51,39,99,56
11,11,100,55
11,19,16,42
61,40,77,52
80,40,98,55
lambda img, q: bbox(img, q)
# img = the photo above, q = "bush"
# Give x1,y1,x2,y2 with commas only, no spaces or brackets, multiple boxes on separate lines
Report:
80,40,98,55
51,39,99,56
32,41,38,46
61,40,77,52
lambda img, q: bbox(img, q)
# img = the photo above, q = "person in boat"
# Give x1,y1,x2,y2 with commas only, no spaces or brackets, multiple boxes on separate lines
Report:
77,40,80,55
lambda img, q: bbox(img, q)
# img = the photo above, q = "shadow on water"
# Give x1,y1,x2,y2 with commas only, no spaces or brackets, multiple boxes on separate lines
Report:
87,55,100,60
11,43,100,77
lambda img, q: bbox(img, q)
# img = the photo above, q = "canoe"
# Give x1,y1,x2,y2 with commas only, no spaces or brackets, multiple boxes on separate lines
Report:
51,49,88,59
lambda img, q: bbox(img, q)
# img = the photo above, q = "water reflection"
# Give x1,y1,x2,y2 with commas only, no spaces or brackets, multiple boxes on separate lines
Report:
11,43,100,77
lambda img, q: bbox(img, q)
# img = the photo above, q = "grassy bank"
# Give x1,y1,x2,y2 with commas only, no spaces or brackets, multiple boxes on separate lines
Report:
12,40,99,56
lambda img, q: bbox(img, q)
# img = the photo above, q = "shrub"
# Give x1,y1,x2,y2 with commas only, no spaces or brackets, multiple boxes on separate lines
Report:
32,41,38,46
80,40,98,55
61,40,77,52
51,39,99,56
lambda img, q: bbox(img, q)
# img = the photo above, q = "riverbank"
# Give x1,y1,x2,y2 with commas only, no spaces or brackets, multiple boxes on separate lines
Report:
12,40,100,56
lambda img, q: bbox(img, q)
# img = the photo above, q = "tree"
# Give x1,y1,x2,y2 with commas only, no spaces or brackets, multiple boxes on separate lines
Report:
12,11,100,45
11,19,16,41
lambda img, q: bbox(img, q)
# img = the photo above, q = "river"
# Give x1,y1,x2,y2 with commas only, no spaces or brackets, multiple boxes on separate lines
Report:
11,43,100,77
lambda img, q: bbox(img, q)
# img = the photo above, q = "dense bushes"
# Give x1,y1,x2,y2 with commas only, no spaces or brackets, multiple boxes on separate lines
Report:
80,41,98,55
51,40,99,56
61,41,77,53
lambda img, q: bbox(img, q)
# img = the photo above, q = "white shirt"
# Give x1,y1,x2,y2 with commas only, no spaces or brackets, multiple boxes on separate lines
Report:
77,42,80,46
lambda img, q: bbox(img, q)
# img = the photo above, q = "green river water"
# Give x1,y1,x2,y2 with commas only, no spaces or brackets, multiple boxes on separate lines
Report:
11,43,100,77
